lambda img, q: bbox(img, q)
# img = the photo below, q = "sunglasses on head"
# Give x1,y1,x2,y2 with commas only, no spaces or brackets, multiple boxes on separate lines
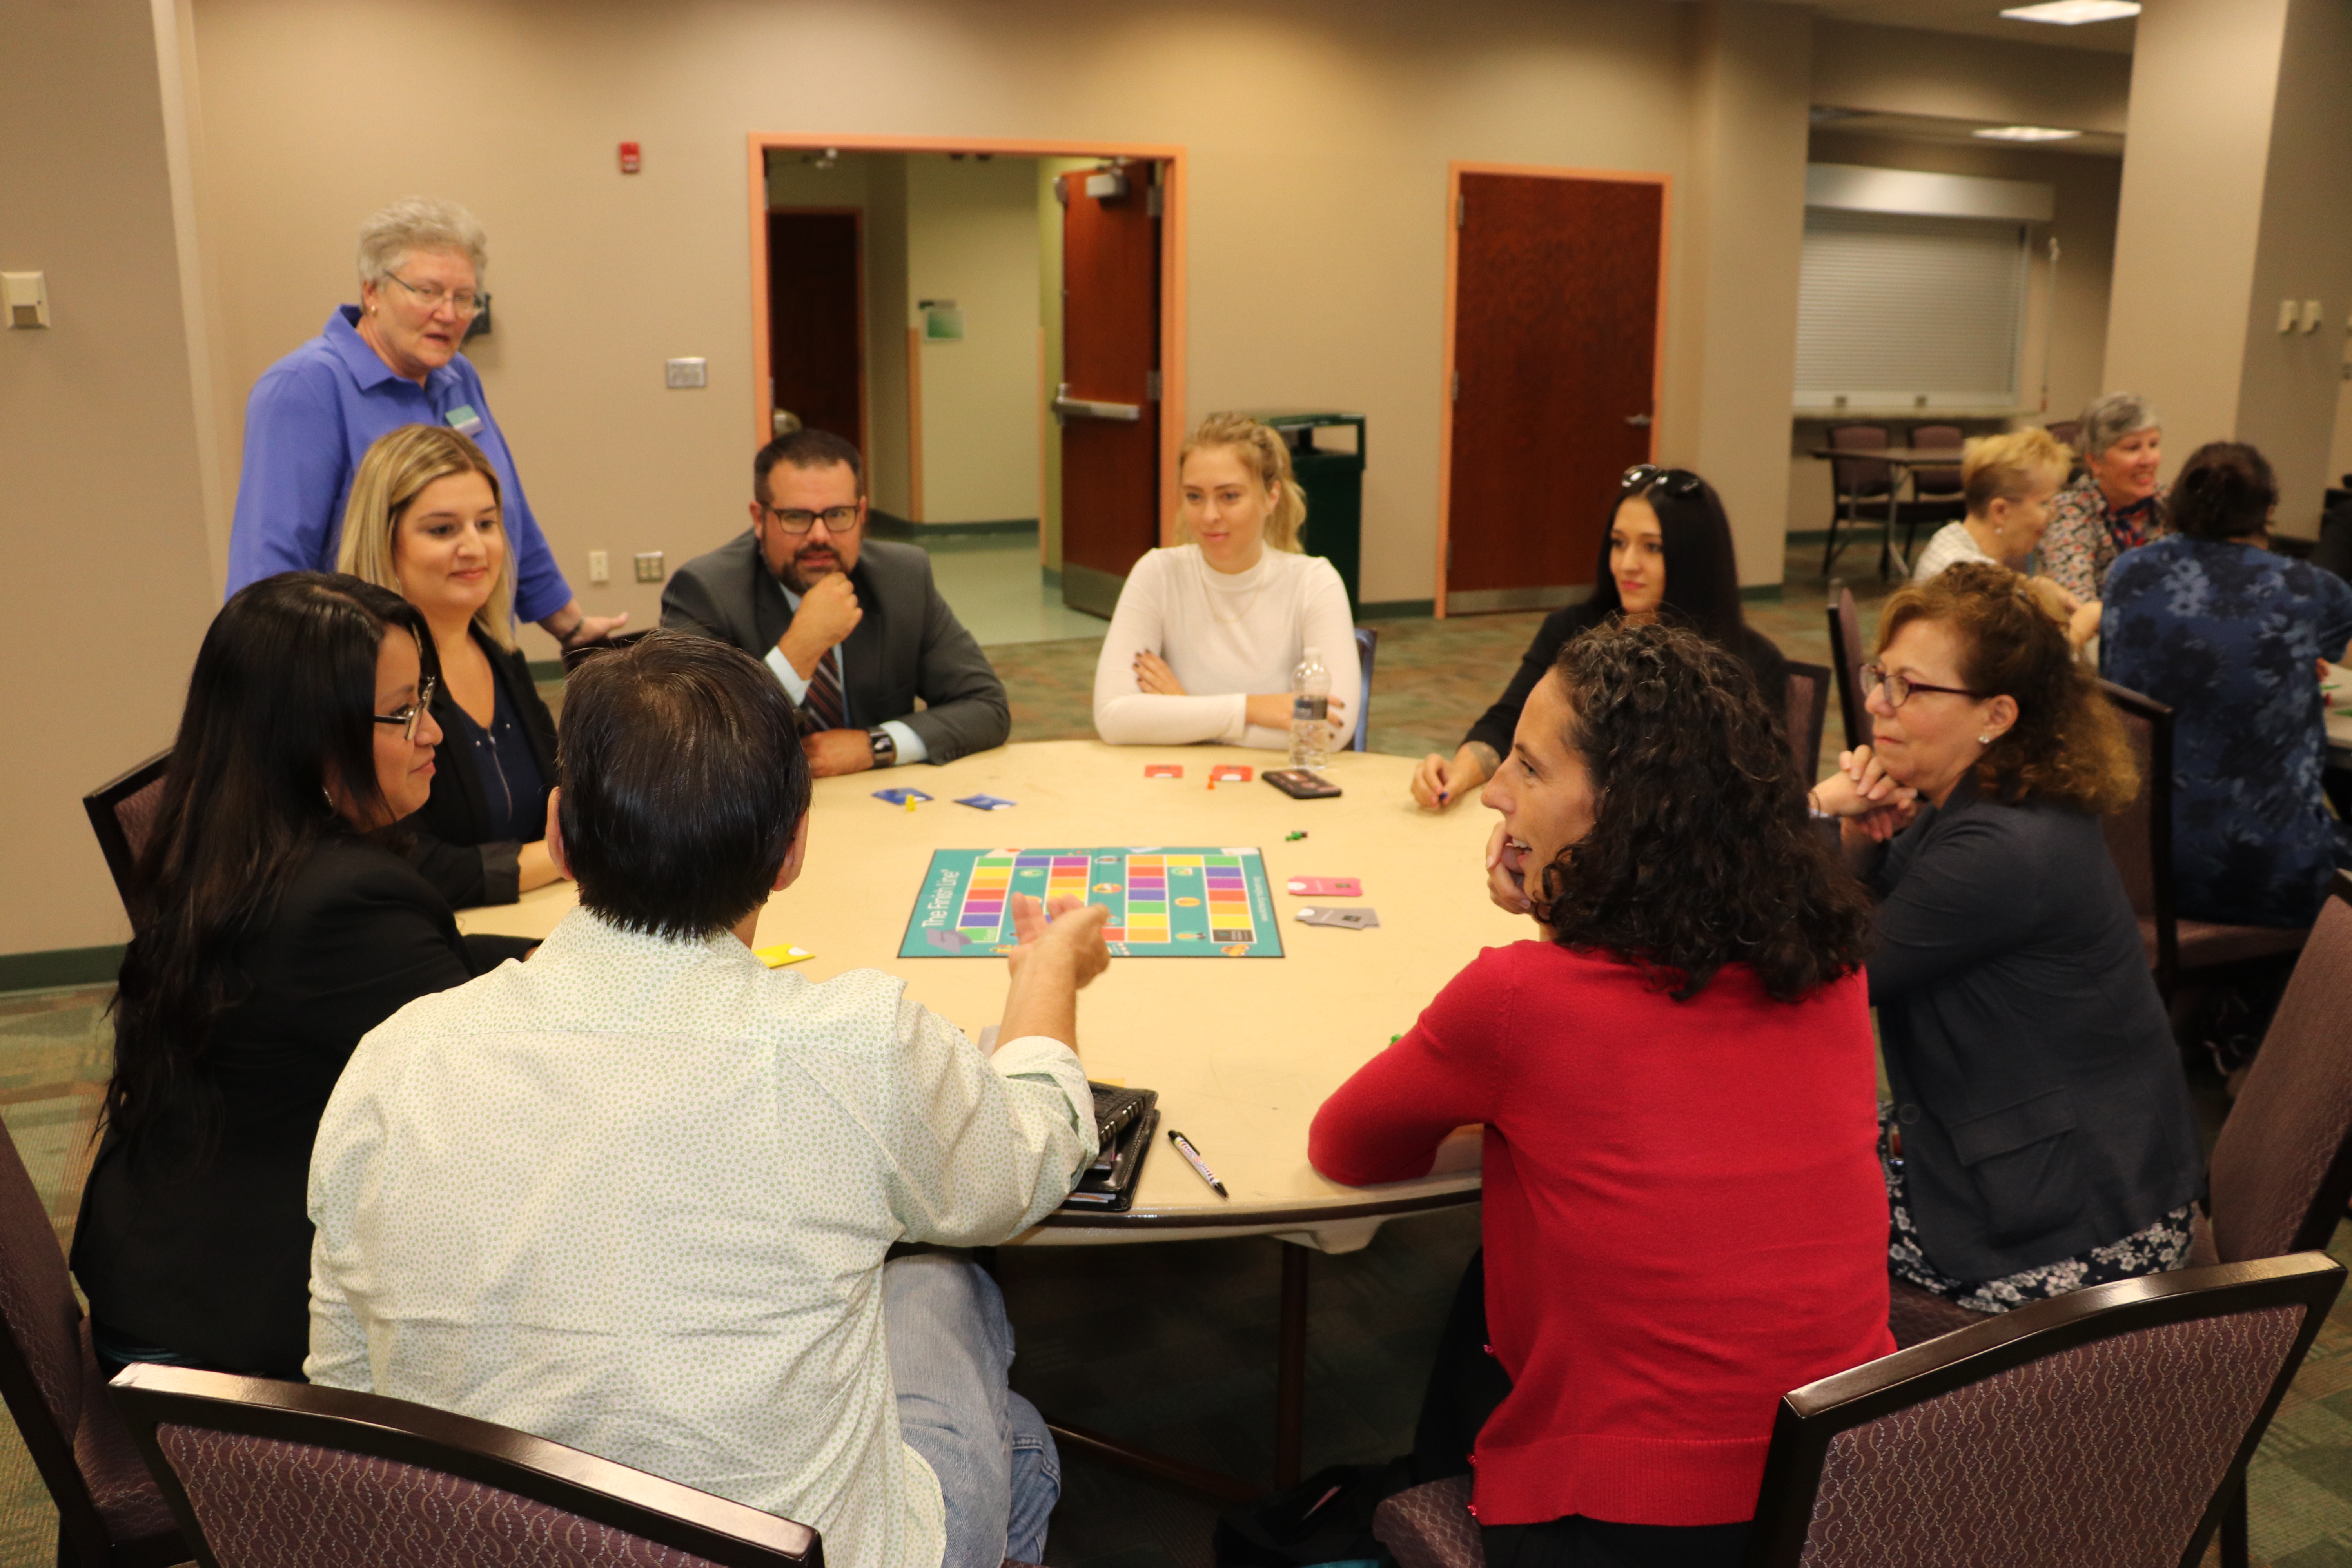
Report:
1621,464,1704,499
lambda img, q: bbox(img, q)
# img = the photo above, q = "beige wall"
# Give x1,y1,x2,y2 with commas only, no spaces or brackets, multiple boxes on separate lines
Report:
1,0,221,958
1786,131,2122,532
906,156,1043,524
1811,18,2131,134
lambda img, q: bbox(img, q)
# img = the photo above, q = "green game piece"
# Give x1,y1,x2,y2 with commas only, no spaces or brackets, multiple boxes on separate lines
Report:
1286,831,1307,842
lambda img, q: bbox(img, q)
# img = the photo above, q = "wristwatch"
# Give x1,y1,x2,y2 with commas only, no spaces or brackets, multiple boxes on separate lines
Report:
867,727,897,768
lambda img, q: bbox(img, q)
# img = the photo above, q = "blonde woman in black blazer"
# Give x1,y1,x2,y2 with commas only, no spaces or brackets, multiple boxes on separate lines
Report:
339,423,564,907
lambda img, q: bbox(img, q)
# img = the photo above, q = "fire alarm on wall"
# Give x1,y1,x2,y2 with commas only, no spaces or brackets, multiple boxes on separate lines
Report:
619,142,642,174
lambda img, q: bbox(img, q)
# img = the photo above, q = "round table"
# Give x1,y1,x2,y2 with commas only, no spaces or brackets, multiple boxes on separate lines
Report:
458,739,1517,1492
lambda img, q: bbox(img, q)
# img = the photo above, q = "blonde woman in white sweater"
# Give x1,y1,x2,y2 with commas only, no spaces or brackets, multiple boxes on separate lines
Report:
1093,414,1359,749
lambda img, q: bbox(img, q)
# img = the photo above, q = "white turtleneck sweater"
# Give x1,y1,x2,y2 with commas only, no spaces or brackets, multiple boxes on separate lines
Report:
1092,544,1361,750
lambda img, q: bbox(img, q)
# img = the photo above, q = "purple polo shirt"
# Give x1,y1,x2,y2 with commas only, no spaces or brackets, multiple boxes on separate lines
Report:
224,306,570,623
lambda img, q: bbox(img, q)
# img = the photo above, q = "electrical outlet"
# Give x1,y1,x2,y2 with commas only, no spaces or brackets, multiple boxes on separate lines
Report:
665,358,708,389
588,550,610,584
634,551,665,583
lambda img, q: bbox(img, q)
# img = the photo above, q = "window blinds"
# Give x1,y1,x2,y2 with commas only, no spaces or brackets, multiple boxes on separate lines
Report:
1794,207,2030,410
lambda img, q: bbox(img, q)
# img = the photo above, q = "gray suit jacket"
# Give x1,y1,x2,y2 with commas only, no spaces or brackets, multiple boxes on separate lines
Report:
659,533,1009,764
1869,773,2202,1283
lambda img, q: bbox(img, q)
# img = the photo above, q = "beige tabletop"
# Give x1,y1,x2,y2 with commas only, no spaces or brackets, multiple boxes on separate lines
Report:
457,740,1518,1253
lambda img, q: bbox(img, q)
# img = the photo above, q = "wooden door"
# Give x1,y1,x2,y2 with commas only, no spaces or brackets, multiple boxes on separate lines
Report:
766,210,865,454
1444,172,1663,614
1056,162,1162,618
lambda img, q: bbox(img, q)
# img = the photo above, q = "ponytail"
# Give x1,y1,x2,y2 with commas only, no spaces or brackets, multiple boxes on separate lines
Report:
1177,413,1308,552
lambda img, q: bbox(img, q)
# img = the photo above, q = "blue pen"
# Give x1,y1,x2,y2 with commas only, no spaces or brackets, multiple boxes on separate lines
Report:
1167,1129,1229,1198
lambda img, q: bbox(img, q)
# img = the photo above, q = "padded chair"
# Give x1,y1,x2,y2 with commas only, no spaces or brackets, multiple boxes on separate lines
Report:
2099,680,2309,998
81,751,170,927
1782,661,1830,785
110,1363,821,1568
0,1122,185,1568
2047,418,2082,454
1821,426,1893,579
1352,626,1378,753
1896,424,1967,564
558,628,652,676
1823,586,1869,756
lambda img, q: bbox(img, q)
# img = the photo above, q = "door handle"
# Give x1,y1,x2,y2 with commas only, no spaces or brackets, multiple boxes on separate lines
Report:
1053,383,1143,423
1624,414,1652,428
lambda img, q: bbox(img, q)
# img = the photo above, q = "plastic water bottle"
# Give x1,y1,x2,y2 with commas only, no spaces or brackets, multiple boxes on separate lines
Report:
1290,646,1332,770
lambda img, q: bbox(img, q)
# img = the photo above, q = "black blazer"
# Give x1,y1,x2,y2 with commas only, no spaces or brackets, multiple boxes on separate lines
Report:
70,837,523,1379
402,628,559,908
1461,601,1789,759
1868,775,2202,1283
659,533,1009,764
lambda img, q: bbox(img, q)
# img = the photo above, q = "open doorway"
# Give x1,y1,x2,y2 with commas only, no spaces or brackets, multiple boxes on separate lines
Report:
749,136,1185,640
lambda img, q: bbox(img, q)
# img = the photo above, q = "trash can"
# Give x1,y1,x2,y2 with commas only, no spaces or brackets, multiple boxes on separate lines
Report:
1241,411,1366,612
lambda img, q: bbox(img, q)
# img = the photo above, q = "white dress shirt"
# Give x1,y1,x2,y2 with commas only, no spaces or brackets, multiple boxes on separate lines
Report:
1910,521,1998,584
307,908,1094,1568
766,578,930,764
1091,544,1360,749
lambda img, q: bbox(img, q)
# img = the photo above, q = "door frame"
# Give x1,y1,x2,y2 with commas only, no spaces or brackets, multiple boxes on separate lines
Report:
1435,161,1671,617
763,205,868,459
746,132,1188,546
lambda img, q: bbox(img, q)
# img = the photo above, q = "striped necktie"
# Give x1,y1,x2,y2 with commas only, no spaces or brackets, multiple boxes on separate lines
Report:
804,650,846,733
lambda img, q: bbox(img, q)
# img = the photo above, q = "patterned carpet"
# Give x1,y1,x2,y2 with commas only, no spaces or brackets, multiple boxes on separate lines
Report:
7,548,2330,1567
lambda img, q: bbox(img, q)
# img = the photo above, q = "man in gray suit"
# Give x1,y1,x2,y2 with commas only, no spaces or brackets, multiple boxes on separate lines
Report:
662,430,1010,776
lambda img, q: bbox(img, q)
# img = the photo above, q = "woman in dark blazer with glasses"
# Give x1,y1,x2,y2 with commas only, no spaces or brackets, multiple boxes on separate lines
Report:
1412,466,1788,809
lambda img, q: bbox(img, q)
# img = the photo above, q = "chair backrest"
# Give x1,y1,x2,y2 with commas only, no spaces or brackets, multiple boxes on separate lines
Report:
2047,419,2082,452
1352,626,1378,753
1824,586,1869,755
1908,423,1964,496
2204,876,2352,1264
110,1365,823,1568
82,750,171,924
0,1121,108,1561
2097,679,2178,981
559,628,652,675
2313,500,2352,583
1783,661,1831,785
1826,425,1891,496
1748,1254,2345,1568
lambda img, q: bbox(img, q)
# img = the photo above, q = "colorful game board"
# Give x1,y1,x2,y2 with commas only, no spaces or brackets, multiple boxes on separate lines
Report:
901,848,1285,958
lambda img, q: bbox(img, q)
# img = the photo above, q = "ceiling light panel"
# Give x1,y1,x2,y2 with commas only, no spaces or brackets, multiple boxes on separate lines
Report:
1998,1,2141,24
1973,125,2085,142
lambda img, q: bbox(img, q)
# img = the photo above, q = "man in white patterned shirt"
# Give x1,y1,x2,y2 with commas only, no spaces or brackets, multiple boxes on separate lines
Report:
307,632,1108,1568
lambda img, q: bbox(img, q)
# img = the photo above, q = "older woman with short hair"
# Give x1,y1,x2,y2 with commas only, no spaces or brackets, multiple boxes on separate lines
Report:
225,196,623,653
1811,563,2201,1314
2040,392,2166,603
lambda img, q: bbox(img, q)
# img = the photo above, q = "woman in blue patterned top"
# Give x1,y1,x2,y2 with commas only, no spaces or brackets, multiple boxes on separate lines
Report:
2103,442,2352,928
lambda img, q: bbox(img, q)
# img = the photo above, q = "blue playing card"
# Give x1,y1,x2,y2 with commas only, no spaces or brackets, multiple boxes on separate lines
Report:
873,788,934,806
956,794,1018,811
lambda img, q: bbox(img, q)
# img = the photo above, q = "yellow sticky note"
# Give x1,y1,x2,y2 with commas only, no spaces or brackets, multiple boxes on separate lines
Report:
755,944,813,969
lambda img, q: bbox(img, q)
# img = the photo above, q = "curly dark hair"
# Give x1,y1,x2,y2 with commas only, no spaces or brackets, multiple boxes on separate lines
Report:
1876,561,2137,814
1534,621,1875,1002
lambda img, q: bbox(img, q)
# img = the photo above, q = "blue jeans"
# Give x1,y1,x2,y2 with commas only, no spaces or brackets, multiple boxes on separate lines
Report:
884,1250,1059,1568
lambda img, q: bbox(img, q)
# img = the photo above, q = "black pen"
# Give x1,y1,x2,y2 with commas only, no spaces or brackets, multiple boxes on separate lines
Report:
1168,1129,1229,1198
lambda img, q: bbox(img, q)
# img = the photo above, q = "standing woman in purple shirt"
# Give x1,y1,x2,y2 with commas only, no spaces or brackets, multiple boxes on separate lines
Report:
225,197,625,653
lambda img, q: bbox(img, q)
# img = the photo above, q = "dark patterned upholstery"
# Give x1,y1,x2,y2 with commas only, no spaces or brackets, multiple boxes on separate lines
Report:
153,1425,737,1568
1795,1307,2302,1568
1784,662,1830,782
74,1324,180,1543
113,775,167,870
1907,425,1964,499
1372,1475,1480,1568
1826,588,1869,755
1885,1281,1985,1350
2204,896,2352,1264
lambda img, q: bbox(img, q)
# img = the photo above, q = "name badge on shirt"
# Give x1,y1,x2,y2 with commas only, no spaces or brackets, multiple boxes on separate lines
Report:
444,404,485,437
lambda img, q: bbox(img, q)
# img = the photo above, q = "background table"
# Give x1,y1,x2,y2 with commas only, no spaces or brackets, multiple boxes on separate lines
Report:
457,739,1523,1491
1806,445,1963,580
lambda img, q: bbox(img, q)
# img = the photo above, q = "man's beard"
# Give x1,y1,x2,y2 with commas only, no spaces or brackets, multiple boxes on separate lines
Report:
781,544,844,594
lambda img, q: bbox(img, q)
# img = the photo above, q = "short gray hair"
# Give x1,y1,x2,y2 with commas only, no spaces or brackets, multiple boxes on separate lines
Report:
2077,392,2159,458
356,196,488,287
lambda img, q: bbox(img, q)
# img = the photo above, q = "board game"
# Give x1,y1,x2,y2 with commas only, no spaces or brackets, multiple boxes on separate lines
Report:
900,848,1285,958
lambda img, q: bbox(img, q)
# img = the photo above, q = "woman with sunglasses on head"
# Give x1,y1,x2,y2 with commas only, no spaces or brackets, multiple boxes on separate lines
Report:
222,196,625,657
1809,562,2200,1316
339,424,566,908
1412,465,1785,810
72,573,532,1382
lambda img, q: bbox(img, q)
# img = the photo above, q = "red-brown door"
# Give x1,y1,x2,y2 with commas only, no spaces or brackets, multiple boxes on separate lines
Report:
1056,162,1162,618
1445,173,1662,613
766,210,866,454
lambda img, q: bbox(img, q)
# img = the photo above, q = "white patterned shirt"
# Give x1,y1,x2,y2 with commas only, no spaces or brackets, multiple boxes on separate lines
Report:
306,907,1095,1568
1909,521,1998,584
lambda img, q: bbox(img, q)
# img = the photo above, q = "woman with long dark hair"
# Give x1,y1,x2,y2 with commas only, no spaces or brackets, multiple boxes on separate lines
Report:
1412,465,1786,809
1316,622,1887,1568
73,572,523,1379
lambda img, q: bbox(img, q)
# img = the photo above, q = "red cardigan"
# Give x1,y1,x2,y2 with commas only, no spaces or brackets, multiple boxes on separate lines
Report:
1310,940,1893,1528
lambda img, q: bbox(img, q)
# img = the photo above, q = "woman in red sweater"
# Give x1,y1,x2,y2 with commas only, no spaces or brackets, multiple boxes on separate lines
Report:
1311,621,1892,1568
